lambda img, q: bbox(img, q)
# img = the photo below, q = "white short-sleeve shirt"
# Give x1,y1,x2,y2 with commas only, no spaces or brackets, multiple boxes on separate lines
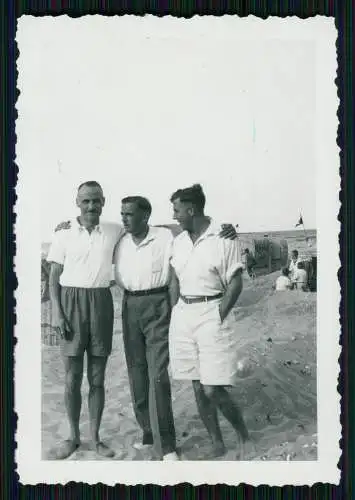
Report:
114,226,173,291
289,258,301,279
46,219,124,288
170,220,244,296
293,268,308,286
275,275,291,291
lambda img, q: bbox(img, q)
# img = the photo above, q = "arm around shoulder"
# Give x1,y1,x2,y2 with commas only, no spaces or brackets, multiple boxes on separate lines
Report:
49,262,64,315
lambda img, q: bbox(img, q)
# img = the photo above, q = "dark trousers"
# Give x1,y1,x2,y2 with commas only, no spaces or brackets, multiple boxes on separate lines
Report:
122,290,176,456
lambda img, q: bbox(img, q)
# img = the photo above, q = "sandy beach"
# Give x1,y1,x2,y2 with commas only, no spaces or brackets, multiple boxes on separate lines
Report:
41,243,317,461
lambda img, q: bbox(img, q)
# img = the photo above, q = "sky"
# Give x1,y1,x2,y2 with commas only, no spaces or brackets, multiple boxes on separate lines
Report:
16,17,319,242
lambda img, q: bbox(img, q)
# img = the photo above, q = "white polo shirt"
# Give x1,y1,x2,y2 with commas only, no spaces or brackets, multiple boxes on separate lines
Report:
114,226,173,291
46,219,124,288
275,275,291,291
170,220,244,296
293,268,308,287
289,258,301,279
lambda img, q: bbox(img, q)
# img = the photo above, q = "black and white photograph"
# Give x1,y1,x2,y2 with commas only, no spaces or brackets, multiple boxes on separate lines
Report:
15,15,340,485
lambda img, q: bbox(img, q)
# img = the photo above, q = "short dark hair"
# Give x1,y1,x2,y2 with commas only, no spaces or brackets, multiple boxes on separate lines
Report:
292,249,299,257
297,261,305,269
170,184,206,212
121,196,152,216
282,267,290,276
77,180,103,193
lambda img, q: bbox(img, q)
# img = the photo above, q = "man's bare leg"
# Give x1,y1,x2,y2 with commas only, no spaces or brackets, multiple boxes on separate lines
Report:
192,380,225,457
203,385,255,459
49,356,83,460
87,355,114,458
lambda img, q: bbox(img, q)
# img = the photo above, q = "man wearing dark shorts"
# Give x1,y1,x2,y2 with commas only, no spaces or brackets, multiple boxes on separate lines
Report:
47,181,124,459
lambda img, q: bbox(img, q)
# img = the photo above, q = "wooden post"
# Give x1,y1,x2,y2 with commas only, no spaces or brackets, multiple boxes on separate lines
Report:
268,240,272,273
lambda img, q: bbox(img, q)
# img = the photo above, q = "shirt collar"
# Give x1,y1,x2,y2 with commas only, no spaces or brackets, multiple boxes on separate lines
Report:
200,219,221,238
74,217,102,234
181,218,221,244
129,226,157,247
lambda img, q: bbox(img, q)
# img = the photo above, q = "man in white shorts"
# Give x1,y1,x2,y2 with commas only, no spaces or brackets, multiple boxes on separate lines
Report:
292,261,308,291
168,184,253,458
275,267,292,291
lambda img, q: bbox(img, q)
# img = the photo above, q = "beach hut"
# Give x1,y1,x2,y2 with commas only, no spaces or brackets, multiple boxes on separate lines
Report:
252,237,288,275
308,256,317,292
299,255,317,292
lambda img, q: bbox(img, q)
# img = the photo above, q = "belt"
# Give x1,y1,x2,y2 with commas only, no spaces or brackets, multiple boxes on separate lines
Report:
180,293,223,304
124,286,168,297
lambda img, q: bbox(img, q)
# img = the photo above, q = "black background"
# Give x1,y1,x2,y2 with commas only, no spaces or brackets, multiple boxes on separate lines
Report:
1,0,353,498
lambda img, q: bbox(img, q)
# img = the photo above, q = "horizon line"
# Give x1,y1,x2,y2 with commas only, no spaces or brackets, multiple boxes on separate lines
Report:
41,226,317,246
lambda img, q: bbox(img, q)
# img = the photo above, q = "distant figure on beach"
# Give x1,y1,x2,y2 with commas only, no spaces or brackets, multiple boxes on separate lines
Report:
47,181,124,460
275,267,292,291
169,183,254,459
292,261,308,291
243,248,256,279
289,249,301,281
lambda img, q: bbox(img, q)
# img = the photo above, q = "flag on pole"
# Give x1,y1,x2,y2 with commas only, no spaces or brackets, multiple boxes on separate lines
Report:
295,215,303,227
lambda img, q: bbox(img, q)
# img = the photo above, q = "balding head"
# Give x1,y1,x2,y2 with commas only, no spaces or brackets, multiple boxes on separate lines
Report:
77,180,103,195
76,181,105,224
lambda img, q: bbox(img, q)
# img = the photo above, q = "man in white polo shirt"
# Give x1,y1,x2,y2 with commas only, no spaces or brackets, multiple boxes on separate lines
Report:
47,181,124,460
169,184,253,459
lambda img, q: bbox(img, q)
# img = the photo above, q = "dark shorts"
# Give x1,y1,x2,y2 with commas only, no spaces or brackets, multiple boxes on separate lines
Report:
60,287,114,357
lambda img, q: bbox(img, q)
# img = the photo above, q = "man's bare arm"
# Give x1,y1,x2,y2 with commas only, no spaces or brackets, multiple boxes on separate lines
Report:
168,266,180,307
219,268,243,322
49,262,71,337
49,263,63,313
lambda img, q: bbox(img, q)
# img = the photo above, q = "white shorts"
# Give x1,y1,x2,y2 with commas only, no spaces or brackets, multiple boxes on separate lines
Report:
169,298,239,386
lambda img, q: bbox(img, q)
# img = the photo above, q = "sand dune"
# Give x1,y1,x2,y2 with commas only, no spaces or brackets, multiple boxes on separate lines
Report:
42,269,317,461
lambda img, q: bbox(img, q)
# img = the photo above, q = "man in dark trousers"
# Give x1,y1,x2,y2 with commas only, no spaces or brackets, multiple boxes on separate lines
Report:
114,196,179,460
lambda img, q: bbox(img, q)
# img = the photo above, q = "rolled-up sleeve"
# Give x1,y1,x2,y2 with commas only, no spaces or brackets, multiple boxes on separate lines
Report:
219,239,244,286
46,231,66,265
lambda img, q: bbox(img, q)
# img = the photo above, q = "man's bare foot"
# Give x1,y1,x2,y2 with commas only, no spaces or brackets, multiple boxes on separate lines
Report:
211,441,226,458
95,441,115,458
163,451,180,461
133,442,153,451
48,439,80,460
